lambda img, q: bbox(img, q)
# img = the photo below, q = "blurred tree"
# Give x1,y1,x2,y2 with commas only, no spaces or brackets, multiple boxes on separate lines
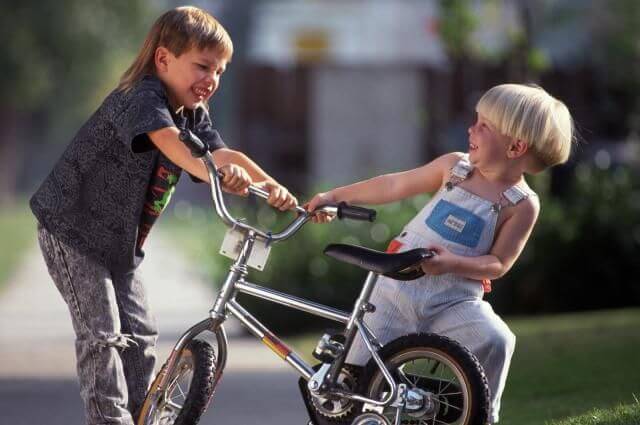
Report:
439,0,477,59
0,0,153,205
438,0,478,116
591,0,640,139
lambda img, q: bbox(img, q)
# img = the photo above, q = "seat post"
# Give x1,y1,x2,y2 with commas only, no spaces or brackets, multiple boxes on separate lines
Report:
345,271,379,333
324,271,379,388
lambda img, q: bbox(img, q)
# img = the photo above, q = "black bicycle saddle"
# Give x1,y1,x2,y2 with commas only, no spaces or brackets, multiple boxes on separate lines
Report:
323,243,434,281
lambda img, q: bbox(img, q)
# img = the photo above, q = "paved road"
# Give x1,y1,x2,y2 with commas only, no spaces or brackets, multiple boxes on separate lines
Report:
0,231,309,425
1,369,307,425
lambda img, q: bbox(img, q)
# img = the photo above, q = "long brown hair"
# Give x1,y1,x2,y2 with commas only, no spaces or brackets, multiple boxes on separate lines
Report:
118,6,233,92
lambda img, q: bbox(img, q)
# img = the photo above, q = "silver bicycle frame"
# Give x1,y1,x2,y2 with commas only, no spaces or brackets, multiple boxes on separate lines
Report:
156,151,399,409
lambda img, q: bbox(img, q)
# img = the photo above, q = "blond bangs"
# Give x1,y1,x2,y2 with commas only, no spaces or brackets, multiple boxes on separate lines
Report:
476,84,574,168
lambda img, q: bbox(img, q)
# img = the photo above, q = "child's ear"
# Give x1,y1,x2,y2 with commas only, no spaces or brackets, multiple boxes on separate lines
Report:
507,138,528,158
154,47,171,73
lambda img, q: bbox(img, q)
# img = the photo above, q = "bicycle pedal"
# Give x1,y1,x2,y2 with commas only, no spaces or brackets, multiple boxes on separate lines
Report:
312,332,345,362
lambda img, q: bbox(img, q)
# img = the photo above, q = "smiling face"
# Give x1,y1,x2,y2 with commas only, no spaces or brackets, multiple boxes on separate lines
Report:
467,113,514,167
155,45,229,110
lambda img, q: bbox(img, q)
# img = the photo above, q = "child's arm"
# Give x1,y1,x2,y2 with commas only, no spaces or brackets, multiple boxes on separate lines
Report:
212,148,276,184
212,148,298,210
306,153,461,214
148,127,297,210
422,196,540,280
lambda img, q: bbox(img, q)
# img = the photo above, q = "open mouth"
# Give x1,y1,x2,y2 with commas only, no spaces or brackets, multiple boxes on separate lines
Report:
469,142,478,151
192,87,211,100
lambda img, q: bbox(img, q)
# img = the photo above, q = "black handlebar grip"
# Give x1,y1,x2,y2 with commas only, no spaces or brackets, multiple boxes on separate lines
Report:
178,129,208,158
337,202,377,222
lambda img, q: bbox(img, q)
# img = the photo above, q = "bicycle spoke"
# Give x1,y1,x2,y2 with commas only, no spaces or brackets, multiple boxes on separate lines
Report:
166,399,184,410
171,381,188,402
437,391,463,396
141,340,218,425
437,398,463,412
437,379,454,396
397,365,418,387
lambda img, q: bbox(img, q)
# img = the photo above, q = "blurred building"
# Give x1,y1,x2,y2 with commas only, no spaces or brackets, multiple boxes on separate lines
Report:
170,0,635,200
223,0,520,190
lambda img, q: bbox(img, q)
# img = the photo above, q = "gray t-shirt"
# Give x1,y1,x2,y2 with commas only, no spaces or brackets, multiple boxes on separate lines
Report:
30,75,226,272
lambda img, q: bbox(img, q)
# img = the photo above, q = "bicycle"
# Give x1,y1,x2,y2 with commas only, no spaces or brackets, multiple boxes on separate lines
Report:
136,129,491,425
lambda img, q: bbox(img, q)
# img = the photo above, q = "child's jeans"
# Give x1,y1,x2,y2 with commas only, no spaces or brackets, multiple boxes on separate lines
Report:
37,223,158,425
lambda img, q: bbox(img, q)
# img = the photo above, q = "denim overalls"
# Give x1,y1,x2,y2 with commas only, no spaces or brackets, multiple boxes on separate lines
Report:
347,155,532,424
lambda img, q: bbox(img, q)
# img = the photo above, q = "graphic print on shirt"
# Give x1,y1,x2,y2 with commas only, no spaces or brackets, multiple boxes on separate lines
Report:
425,199,486,248
136,157,182,251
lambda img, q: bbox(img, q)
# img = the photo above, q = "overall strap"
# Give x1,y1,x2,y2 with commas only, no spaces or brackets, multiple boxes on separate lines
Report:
445,155,473,190
493,185,531,211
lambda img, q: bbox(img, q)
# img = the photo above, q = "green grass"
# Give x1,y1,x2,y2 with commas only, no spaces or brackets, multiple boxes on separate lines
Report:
289,309,640,425
0,201,36,290
547,402,640,425
502,309,640,425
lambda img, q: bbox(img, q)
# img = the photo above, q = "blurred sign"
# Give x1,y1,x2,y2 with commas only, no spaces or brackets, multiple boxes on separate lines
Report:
248,0,447,66
247,0,521,67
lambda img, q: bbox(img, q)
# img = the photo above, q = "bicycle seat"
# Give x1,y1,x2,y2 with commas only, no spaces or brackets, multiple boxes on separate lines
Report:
323,244,434,281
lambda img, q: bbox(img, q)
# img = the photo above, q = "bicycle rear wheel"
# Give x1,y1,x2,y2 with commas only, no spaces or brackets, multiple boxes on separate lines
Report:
137,339,217,425
361,333,490,425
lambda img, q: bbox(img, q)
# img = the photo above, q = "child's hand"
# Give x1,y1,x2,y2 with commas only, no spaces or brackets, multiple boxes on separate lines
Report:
421,245,457,276
304,192,337,223
219,164,252,196
255,181,298,211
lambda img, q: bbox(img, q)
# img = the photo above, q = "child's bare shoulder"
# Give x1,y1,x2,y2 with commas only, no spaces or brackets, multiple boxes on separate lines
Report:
510,185,540,221
422,152,469,187
433,152,466,170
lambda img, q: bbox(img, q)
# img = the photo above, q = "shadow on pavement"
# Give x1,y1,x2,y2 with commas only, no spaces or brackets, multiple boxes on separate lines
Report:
1,371,309,425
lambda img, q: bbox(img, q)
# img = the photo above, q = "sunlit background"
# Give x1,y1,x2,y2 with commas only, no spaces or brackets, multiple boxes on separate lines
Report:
1,1,639,424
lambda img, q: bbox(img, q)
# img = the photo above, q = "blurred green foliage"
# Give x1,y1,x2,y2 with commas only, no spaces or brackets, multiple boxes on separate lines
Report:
592,0,640,135
492,163,640,314
0,0,153,139
166,163,640,334
439,0,478,59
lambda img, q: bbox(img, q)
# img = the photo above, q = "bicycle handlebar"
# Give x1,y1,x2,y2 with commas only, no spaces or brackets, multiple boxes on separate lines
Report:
336,201,377,222
179,128,209,157
181,129,376,243
246,186,376,223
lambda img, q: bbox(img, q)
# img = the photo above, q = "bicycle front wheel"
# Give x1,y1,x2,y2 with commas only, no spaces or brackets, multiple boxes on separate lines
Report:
137,339,217,425
361,333,490,425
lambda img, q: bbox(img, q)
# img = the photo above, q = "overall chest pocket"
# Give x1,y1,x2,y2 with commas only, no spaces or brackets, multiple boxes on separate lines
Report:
425,199,486,248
